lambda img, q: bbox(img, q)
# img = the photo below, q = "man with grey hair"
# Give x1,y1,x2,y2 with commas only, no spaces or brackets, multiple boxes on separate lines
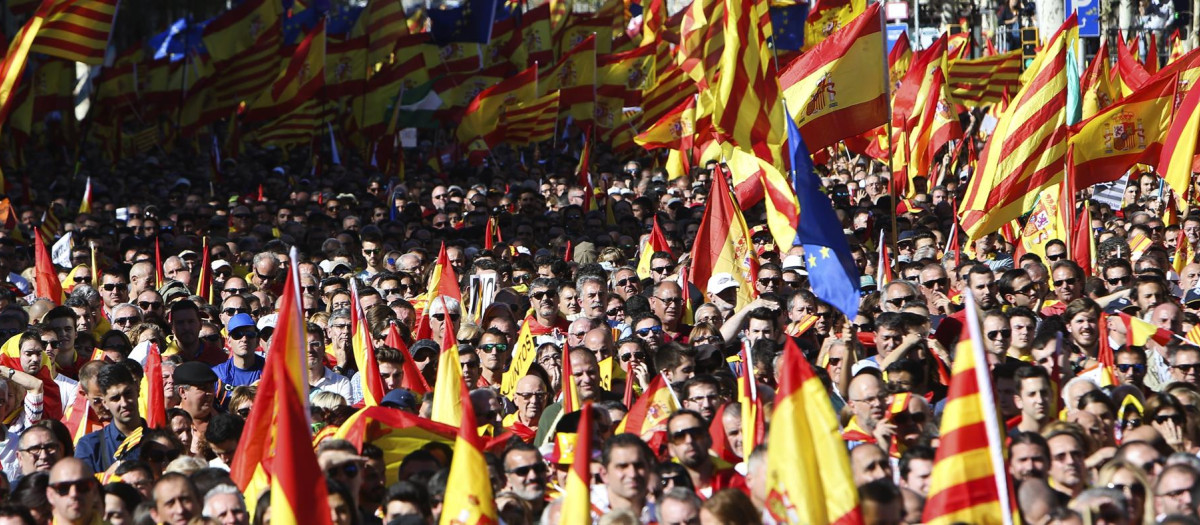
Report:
202,484,249,525
525,278,568,335
576,274,607,320
427,296,460,338
881,281,923,313
110,303,144,334
162,256,192,289
655,487,702,524
325,309,353,376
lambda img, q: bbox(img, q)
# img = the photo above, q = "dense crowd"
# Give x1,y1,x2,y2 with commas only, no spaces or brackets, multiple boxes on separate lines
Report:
2,139,1200,525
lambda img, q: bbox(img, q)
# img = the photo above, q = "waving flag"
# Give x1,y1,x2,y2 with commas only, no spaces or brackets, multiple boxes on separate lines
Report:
245,19,326,122
0,0,57,126
947,51,1021,106
34,229,63,305
689,163,759,309
202,0,284,62
637,217,673,280
922,290,1018,525
787,107,861,319
1118,312,1174,347
615,374,678,441
268,329,334,525
138,344,166,429
559,401,594,524
714,0,781,154
431,298,467,426
1080,38,1118,119
350,281,386,406
456,64,538,144
384,325,431,396
413,243,463,340
1069,72,1176,189
438,368,496,525
765,337,862,524
28,0,117,65
1159,61,1200,205
635,95,697,150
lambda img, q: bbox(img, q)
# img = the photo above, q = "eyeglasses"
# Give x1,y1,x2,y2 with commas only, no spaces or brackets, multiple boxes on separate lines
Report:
224,287,248,295
363,249,379,255
379,288,399,297
615,278,636,287
635,326,663,337
514,391,547,400
619,351,647,362
479,343,508,353
1174,363,1200,373
1122,418,1144,429
652,265,675,274
1106,275,1131,285
1010,285,1035,296
41,339,62,349
757,277,781,286
827,357,842,366
1117,363,1146,373
432,313,460,322
654,296,682,305
236,407,251,417
223,307,249,316
986,329,1012,340
1154,414,1186,425
851,393,889,405
138,301,163,310
606,307,625,316
669,426,707,444
200,334,222,344
326,463,361,478
20,442,60,456
1053,277,1078,287
114,316,139,326
230,330,259,340
505,463,548,477
686,394,721,405
886,295,915,307
921,278,948,288
101,283,127,292
512,274,533,284
49,478,97,496
530,291,556,301
1047,253,1066,261
890,411,928,426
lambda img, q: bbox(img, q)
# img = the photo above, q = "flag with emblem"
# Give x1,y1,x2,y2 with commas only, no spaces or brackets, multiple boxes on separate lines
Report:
244,19,326,122
1159,59,1200,206
201,0,284,62
1069,72,1176,189
635,95,697,150
804,0,867,51
539,35,597,126
690,163,758,309
456,63,538,144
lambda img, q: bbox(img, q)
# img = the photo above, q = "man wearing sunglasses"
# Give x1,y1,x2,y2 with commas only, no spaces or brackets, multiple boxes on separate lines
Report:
524,278,569,336
48,458,103,525
1115,346,1149,394
500,442,548,516
212,314,264,409
666,409,745,498
76,363,145,472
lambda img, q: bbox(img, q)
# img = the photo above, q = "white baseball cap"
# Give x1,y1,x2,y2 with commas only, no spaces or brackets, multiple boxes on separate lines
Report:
707,273,739,294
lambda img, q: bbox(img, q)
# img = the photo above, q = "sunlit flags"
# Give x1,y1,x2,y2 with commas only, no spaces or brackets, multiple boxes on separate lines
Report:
786,107,860,320
430,0,502,45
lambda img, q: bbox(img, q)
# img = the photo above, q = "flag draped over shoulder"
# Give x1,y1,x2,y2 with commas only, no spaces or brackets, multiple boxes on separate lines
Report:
922,290,1018,525
764,337,862,524
958,15,1078,241
780,4,887,152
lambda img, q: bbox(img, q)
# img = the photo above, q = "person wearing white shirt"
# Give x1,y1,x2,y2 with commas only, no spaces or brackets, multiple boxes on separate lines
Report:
306,324,353,402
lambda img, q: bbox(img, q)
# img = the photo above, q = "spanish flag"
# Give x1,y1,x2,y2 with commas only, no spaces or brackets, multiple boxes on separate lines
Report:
456,64,538,145
384,325,431,396
438,360,497,525
77,176,92,214
1116,35,1152,96
1158,58,1200,205
431,298,466,427
635,95,697,151
560,401,594,524
906,65,961,182
615,374,678,440
1069,72,1176,189
922,290,1018,525
413,243,462,340
889,31,912,91
268,327,335,525
333,407,457,485
34,229,62,305
350,281,386,407
201,0,284,62
764,337,861,524
539,35,597,126
958,15,1077,241
689,164,758,309
1118,312,1174,347
138,343,166,429
29,0,118,65
0,0,56,126
1080,38,1118,120
244,19,326,122
561,344,580,413
804,0,867,51
780,3,888,153
636,217,673,280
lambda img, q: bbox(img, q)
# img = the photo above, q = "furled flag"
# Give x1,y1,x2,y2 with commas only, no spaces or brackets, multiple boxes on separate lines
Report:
431,298,467,426
637,217,673,280
787,106,861,319
689,164,759,309
559,401,594,524
1080,38,1118,120
350,280,386,406
1118,312,1175,347
138,343,167,429
922,289,1018,524
78,176,92,214
34,229,63,305
764,336,862,524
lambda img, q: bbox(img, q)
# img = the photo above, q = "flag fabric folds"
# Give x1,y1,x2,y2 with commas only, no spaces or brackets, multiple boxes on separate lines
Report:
456,64,539,145
559,401,593,524
689,164,759,310
0,0,57,126
201,0,284,62
1069,73,1176,189
946,51,1021,106
430,298,467,426
922,290,1018,525
438,370,497,525
138,344,167,429
244,19,327,122
34,229,63,305
350,281,386,407
765,337,862,524
1118,312,1175,347
1159,61,1200,204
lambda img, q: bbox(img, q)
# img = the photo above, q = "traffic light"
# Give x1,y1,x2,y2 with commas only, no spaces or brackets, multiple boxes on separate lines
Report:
1021,27,1039,69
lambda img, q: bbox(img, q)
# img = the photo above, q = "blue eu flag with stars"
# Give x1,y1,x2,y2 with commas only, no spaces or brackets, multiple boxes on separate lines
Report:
786,106,861,319
429,0,502,44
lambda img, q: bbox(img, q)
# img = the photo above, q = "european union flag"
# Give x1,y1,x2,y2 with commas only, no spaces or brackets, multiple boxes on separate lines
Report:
770,4,809,51
150,18,208,62
786,106,861,319
429,0,502,45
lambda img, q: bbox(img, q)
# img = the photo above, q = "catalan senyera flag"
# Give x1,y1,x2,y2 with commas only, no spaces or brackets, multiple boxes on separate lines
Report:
1187,325,1200,346
244,19,326,122
1069,72,1176,189
0,0,57,126
946,50,1022,107
1081,38,1118,120
1159,58,1200,205
559,401,594,525
438,372,497,525
635,95,697,150
714,0,781,154
78,176,92,214
780,3,888,152
350,281,386,407
764,336,861,524
499,90,560,147
958,15,1078,241
677,0,724,85
690,164,759,309
922,290,1018,525
34,229,63,305
456,64,539,144
430,299,466,427
637,217,673,280
28,0,118,65
202,0,285,62
1118,312,1174,347
138,343,166,429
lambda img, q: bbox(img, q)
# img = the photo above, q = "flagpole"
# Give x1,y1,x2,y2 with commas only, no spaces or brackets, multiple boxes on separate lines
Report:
881,6,900,255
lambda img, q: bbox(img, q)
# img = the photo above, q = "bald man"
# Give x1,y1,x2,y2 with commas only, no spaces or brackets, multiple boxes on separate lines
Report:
567,318,598,348
582,328,613,363
47,458,102,525
843,374,889,447
850,444,893,486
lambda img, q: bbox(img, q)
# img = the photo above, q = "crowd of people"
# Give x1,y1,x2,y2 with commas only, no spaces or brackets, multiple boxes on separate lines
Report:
0,139,1199,525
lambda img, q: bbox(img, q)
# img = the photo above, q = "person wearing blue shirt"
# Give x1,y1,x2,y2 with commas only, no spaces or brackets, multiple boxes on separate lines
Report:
212,313,264,409
75,363,145,473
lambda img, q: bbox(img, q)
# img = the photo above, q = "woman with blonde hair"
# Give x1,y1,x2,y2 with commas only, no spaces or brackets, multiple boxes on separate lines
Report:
699,489,759,525
1095,459,1154,525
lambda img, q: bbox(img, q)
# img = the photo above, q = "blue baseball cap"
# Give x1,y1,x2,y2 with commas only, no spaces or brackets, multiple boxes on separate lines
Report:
227,313,256,333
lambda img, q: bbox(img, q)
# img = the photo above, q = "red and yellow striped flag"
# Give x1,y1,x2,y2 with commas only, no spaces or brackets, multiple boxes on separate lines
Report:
780,3,888,153
413,242,462,340
804,0,867,51
560,401,594,524
1118,312,1175,347
947,50,1021,107
689,164,759,309
714,0,780,154
1175,227,1194,274
1097,313,1119,387
78,176,92,214
958,15,1078,241
351,281,386,407
1159,57,1200,206
268,329,334,525
922,291,1018,524
138,343,166,429
430,298,466,426
1069,72,1176,189
29,0,118,65
0,0,57,126
764,337,861,524
636,217,673,280
245,19,326,122
499,91,561,147
439,375,497,525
